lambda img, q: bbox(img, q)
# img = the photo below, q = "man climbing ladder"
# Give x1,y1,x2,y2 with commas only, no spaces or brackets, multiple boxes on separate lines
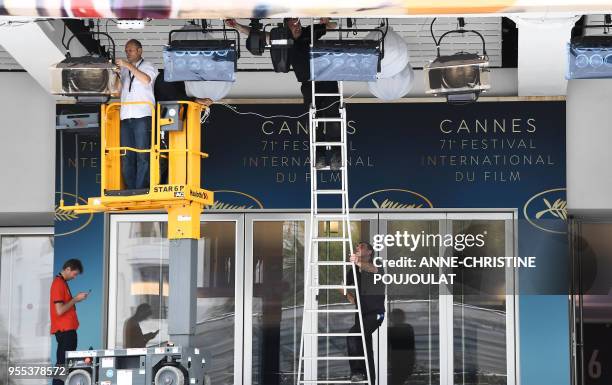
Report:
345,242,385,383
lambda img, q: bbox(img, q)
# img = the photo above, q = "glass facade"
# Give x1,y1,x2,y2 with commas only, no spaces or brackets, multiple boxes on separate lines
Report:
251,220,305,385
0,233,54,385
108,212,516,385
386,220,440,385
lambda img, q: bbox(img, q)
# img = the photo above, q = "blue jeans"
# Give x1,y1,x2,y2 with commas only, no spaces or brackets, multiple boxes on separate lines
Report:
120,116,152,189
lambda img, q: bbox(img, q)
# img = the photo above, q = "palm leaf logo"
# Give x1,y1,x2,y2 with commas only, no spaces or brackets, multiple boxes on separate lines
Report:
208,201,255,210
535,198,567,220
55,205,78,221
371,198,423,209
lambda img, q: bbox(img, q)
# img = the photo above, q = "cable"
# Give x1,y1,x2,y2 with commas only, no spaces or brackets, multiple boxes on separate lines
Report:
0,19,45,28
430,17,438,46
216,90,360,120
61,21,68,50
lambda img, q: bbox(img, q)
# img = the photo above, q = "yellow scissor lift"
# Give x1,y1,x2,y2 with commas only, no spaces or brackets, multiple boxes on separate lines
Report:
59,101,213,385
60,100,213,239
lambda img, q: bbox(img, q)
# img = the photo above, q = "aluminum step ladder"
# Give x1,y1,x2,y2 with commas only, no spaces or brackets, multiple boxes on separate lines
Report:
296,80,372,385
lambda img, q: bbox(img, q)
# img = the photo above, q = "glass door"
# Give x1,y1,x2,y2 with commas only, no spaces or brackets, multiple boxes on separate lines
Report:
447,213,516,385
378,212,517,385
379,213,445,385
107,213,244,385
244,214,308,385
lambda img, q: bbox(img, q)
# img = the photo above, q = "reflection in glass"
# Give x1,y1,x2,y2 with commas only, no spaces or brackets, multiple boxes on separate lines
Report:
252,221,304,385
0,235,54,385
452,220,507,385
115,221,237,385
387,220,440,385
570,221,612,385
116,222,168,349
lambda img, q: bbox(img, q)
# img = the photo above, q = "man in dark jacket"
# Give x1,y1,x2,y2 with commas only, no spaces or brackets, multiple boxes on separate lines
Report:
345,242,386,383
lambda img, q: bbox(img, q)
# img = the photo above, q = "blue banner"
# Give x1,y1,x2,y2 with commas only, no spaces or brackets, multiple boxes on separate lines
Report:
55,100,567,353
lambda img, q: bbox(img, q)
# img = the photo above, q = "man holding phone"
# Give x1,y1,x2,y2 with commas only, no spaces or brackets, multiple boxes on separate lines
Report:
50,259,88,385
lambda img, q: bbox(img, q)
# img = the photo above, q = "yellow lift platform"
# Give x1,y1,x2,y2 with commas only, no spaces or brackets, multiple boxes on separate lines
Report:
59,100,214,240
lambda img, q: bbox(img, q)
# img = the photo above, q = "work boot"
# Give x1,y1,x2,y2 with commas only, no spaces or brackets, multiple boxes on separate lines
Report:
315,148,328,169
315,156,328,169
330,148,342,170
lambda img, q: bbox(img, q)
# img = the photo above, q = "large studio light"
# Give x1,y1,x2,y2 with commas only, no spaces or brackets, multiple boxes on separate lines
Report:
424,18,490,103
567,17,612,79
50,32,118,103
163,26,240,82
171,24,234,100
310,27,384,82
246,19,266,56
268,22,293,73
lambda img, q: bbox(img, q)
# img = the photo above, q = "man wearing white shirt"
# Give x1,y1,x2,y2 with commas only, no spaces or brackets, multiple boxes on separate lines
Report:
116,39,157,190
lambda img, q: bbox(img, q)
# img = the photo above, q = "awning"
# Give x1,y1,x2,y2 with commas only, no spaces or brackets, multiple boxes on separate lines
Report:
2,0,612,18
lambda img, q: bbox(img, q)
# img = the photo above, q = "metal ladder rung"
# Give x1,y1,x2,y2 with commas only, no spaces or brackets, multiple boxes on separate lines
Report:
300,381,368,384
312,237,349,242
300,381,367,384
313,141,343,146
301,356,366,360
312,285,356,290
305,333,363,337
312,117,344,122
315,189,344,195
306,309,359,313
311,261,352,266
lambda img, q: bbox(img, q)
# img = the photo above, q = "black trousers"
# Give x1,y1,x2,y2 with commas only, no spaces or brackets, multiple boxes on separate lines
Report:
53,330,77,385
301,81,341,164
347,313,384,383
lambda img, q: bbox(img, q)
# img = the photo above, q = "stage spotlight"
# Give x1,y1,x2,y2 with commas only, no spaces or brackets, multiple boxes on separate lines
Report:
246,19,266,56
163,28,240,82
310,28,384,81
425,19,490,103
50,32,118,103
268,22,293,73
567,35,612,79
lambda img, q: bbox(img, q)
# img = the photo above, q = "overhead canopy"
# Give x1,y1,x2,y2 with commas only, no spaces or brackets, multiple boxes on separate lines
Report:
2,0,612,18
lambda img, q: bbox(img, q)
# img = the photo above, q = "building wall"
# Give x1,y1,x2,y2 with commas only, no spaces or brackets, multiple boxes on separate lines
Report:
567,78,612,212
0,72,55,226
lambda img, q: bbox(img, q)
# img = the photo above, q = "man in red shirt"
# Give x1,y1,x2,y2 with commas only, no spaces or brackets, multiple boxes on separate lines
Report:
50,259,88,385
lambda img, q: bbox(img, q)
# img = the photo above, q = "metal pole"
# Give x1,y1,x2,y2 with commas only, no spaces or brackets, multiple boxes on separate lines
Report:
75,133,79,205
60,130,64,202
168,238,198,347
